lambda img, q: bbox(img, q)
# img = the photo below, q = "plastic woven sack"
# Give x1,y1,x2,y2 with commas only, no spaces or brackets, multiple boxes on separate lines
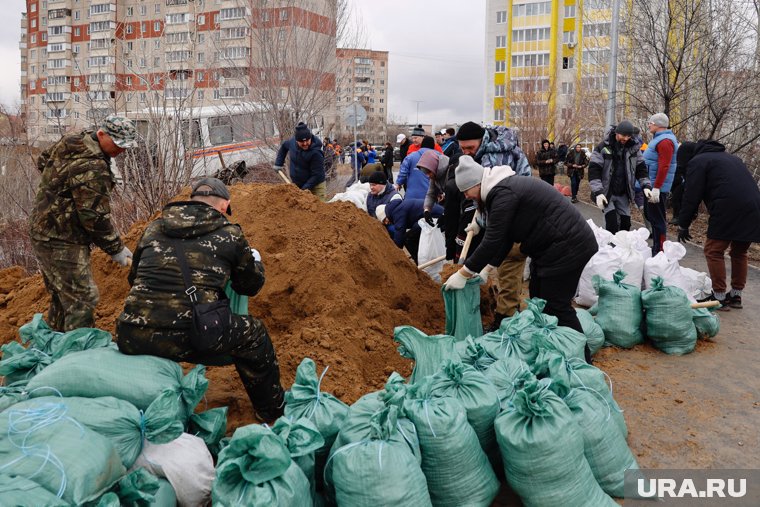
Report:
576,245,622,307
9,390,183,469
484,356,536,410
609,229,648,287
575,308,605,355
394,326,458,383
680,267,712,301
224,281,249,315
692,308,720,339
594,270,644,348
478,310,538,364
442,276,483,339
97,468,163,507
188,407,229,457
271,417,325,499
24,348,207,420
644,241,691,298
328,406,432,506
494,379,616,507
0,473,68,506
213,424,312,507
523,298,587,362
456,336,498,372
641,277,698,355
418,218,446,282
0,401,126,505
403,378,499,507
0,314,113,385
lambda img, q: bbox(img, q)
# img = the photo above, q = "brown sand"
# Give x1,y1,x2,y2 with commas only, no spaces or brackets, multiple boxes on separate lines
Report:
0,183,446,430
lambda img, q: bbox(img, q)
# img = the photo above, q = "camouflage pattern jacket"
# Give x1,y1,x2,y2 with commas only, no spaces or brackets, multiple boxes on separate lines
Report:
30,130,123,255
118,201,264,329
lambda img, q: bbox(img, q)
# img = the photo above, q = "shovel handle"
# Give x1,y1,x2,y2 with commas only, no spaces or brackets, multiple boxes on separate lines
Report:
690,300,720,309
458,214,478,263
418,255,446,270
276,169,292,184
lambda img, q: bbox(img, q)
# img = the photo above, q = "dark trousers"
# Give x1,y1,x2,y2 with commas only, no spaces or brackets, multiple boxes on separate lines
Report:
569,172,581,198
604,211,631,233
540,174,555,186
117,315,285,418
670,177,684,220
644,194,668,255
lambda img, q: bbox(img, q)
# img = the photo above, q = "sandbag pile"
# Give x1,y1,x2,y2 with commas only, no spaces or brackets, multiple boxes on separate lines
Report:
0,314,221,506
327,181,370,211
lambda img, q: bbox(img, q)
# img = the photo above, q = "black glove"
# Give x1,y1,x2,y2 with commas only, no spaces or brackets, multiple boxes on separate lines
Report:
423,210,435,227
677,227,692,243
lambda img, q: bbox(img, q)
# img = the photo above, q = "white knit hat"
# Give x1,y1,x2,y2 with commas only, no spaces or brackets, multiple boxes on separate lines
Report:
455,155,485,191
376,204,387,222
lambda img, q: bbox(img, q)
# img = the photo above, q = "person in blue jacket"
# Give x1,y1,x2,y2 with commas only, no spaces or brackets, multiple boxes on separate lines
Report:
376,197,443,264
273,122,326,201
366,144,378,164
395,136,436,199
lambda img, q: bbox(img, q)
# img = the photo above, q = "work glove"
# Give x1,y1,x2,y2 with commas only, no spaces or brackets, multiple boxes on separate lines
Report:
595,194,608,210
111,246,133,267
644,187,660,203
478,265,495,284
443,270,469,291
464,220,481,236
250,248,262,262
677,227,692,243
423,210,435,227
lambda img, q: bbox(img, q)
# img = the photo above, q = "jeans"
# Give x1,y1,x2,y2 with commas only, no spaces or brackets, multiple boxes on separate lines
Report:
569,172,581,198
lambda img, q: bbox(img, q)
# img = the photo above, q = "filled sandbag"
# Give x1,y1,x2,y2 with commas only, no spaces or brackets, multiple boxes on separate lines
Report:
523,298,587,363
394,326,458,383
478,310,538,363
456,336,498,372
24,348,207,419
644,241,692,299
680,267,713,301
609,229,648,288
95,468,172,507
442,275,483,339
271,417,324,500
494,378,616,507
641,277,698,355
0,473,68,507
212,424,311,507
594,270,644,348
576,245,621,307
692,308,720,339
575,308,605,355
484,356,536,410
188,407,228,457
404,378,499,507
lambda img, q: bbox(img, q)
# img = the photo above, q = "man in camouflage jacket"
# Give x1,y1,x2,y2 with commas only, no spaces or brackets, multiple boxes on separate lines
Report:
116,177,285,421
29,115,137,331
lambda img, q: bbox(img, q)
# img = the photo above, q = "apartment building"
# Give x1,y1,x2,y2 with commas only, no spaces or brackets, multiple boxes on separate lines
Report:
21,0,337,145
484,0,624,149
335,48,388,142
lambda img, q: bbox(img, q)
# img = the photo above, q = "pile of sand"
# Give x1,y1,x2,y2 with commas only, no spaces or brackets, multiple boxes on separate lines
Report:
0,183,446,429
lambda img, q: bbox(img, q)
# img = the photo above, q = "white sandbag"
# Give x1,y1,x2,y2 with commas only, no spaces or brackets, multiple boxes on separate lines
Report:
680,267,712,301
132,433,215,507
417,218,446,282
587,218,614,248
576,246,622,307
609,230,646,289
328,182,370,211
629,228,653,262
643,241,692,300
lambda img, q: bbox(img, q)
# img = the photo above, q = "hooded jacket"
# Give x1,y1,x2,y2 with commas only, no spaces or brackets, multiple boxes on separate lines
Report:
396,148,431,199
118,201,263,330
422,151,451,211
442,137,462,158
474,126,531,175
366,183,400,219
678,140,760,243
536,141,558,177
464,166,598,277
274,134,326,190
385,198,443,248
588,128,651,202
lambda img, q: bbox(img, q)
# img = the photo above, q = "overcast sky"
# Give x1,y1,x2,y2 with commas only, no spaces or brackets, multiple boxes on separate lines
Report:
0,0,485,124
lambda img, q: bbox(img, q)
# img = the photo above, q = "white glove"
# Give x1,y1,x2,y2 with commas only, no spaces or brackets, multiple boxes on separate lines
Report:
596,194,608,210
250,248,261,262
645,187,660,203
111,246,133,267
478,265,495,284
443,270,469,291
465,221,481,236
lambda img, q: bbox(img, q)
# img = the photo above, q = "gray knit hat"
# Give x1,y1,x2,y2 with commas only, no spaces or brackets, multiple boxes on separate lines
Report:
455,155,484,192
411,125,425,137
648,113,669,128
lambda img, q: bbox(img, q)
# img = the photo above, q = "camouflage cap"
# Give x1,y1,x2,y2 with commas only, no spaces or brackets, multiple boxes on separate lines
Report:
191,177,232,215
101,114,138,148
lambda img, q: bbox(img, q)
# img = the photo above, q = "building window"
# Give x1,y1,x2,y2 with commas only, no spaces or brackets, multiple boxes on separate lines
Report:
279,9,288,20
219,7,245,20
513,2,552,17
583,23,611,38
563,31,575,44
511,53,550,67
126,25,133,34
262,11,269,22
30,34,36,43
564,5,576,18
494,109,505,121
495,60,506,72
127,6,133,16
31,19,37,28
197,71,205,81
125,76,132,85
512,27,551,42
140,5,147,16
154,21,161,32
197,14,205,25
561,82,573,94
155,4,161,14
562,56,575,69
496,10,507,23
496,35,506,48
495,84,505,97
31,3,37,12
74,27,80,36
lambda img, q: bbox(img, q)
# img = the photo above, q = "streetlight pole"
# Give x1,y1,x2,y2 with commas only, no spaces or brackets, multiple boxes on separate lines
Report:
413,100,424,124
606,0,622,127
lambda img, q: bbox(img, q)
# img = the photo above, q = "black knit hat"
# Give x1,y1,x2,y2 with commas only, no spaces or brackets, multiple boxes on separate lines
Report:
457,121,486,141
421,135,435,149
368,171,387,184
615,120,635,137
295,122,311,141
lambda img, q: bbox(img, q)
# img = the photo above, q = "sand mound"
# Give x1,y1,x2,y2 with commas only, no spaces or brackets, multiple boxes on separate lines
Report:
0,183,446,429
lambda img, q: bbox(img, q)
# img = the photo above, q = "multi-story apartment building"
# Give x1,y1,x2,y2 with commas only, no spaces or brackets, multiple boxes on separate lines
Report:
335,48,388,143
484,0,624,151
21,0,337,146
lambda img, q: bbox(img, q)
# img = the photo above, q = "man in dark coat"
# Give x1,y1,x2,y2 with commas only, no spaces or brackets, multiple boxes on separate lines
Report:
397,133,411,161
677,140,760,309
274,122,326,200
376,197,443,263
536,139,557,186
565,143,588,203
381,142,395,183
443,156,598,344
366,170,401,220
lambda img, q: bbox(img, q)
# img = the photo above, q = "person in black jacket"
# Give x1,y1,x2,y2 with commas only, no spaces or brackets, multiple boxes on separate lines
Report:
381,141,395,183
273,122,326,200
565,144,588,203
397,133,411,161
677,140,760,309
536,139,557,186
443,156,598,339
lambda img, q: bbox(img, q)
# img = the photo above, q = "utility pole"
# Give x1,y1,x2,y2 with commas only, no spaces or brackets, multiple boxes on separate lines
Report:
413,100,424,124
606,0,622,127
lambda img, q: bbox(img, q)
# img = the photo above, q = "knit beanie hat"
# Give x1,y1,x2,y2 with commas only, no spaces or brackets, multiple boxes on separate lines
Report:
676,141,697,168
412,125,425,137
420,135,435,149
455,155,485,191
375,204,387,223
295,122,311,141
368,171,387,184
457,121,486,141
417,150,440,175
648,113,669,128
615,120,635,137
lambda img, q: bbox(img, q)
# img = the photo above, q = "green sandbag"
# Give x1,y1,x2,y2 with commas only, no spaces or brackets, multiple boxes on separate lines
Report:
484,356,536,410
594,270,644,348
494,379,616,507
212,424,312,507
0,401,126,505
523,298,587,362
394,326,458,383
0,473,68,506
692,308,720,339
429,360,500,456
189,407,229,457
100,476,176,507
478,311,538,364
641,277,697,355
284,358,349,457
224,281,249,315
455,336,498,372
404,379,499,507
271,417,325,499
442,275,483,340
576,308,605,355
8,391,183,468
0,314,113,385
561,386,639,498
532,349,627,438
329,406,432,506
24,348,207,420
112,468,162,506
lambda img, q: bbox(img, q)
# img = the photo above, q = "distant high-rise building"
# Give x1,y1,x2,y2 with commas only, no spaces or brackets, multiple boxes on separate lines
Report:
335,48,388,142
